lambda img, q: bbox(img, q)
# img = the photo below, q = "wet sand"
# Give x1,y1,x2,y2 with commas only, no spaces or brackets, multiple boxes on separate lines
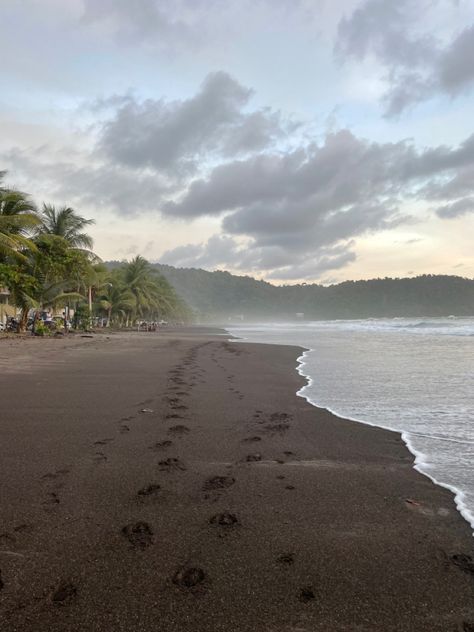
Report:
0,328,473,631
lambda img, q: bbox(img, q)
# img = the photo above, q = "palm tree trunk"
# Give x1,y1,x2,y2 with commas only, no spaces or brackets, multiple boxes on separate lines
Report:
18,307,29,333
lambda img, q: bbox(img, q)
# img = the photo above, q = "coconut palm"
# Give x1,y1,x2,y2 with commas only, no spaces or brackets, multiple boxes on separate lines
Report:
121,256,163,320
97,280,135,326
38,204,95,251
0,180,39,261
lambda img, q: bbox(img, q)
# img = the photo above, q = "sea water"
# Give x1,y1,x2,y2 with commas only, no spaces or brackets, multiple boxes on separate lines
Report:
227,318,474,531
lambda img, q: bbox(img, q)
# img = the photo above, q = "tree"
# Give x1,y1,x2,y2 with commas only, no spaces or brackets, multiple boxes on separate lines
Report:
38,204,95,251
8,234,86,331
0,175,39,262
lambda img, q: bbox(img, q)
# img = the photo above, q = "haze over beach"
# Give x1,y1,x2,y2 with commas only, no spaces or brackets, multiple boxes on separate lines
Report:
1,2,474,631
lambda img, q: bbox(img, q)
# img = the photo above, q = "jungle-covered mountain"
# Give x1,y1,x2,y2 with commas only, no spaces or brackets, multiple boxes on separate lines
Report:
124,264,474,322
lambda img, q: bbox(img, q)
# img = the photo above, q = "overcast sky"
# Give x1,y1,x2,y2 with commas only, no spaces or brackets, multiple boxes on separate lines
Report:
1,0,473,284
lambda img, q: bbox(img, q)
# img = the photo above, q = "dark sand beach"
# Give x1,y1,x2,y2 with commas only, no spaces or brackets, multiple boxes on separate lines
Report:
0,328,473,631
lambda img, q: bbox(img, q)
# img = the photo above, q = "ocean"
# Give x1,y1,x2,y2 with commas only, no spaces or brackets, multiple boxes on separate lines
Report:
228,318,474,531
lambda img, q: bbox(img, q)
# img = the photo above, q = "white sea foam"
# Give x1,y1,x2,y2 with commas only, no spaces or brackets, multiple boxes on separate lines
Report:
228,318,474,533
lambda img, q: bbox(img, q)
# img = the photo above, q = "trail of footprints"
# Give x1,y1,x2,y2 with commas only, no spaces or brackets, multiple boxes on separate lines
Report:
3,340,473,625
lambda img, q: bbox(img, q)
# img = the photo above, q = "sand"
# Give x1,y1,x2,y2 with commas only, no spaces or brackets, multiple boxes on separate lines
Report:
0,328,473,631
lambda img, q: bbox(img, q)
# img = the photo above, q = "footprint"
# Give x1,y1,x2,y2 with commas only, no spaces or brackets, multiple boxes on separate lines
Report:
51,581,77,604
172,567,206,590
150,440,173,450
120,425,130,434
168,425,190,436
166,413,183,420
277,553,294,566
451,553,474,575
245,453,262,463
270,412,291,422
158,458,186,472
203,476,235,491
93,452,107,463
42,492,60,508
94,438,113,446
121,522,153,549
276,475,286,480
209,512,238,527
243,436,262,443
137,484,161,497
283,451,294,456
298,587,316,603
41,468,70,480
285,485,296,490
265,423,290,434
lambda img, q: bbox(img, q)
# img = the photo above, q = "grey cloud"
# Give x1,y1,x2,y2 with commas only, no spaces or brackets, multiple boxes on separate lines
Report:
161,234,357,281
439,25,474,93
336,0,474,114
159,128,474,274
435,197,474,218
97,72,287,174
81,0,207,50
3,146,170,216
265,245,357,281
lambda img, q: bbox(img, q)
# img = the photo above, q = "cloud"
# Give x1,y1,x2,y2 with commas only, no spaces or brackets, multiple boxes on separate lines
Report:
336,0,474,115
435,197,474,218
2,146,170,216
161,234,357,281
80,0,209,50
97,72,288,175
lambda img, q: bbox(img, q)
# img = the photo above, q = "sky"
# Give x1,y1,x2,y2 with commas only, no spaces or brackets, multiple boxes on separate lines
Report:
1,0,473,284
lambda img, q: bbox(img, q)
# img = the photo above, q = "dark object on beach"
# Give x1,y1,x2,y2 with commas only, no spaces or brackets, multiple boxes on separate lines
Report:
121,522,153,549
286,485,296,490
0,569,4,591
203,476,235,491
158,457,186,471
80,335,94,338
277,553,294,565
245,453,262,462
52,582,77,603
209,512,238,526
173,567,206,589
137,484,161,497
463,622,474,631
283,450,294,456
299,586,316,603
451,553,474,575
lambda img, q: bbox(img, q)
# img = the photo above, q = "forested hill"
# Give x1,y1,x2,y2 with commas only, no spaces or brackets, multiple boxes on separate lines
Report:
147,264,474,321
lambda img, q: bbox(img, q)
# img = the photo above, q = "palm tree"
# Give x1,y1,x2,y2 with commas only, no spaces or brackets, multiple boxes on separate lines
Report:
97,281,135,326
38,204,95,251
0,177,39,261
122,256,162,321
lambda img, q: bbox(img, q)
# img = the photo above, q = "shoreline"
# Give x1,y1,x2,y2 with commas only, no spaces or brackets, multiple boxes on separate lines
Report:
1,328,473,630
228,328,474,533
294,347,474,533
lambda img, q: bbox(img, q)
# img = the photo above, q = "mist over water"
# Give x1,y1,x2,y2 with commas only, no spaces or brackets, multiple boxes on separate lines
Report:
228,318,474,530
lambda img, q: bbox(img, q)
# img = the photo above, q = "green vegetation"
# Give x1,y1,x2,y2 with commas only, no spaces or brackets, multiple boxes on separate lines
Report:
0,173,192,332
152,263,474,321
